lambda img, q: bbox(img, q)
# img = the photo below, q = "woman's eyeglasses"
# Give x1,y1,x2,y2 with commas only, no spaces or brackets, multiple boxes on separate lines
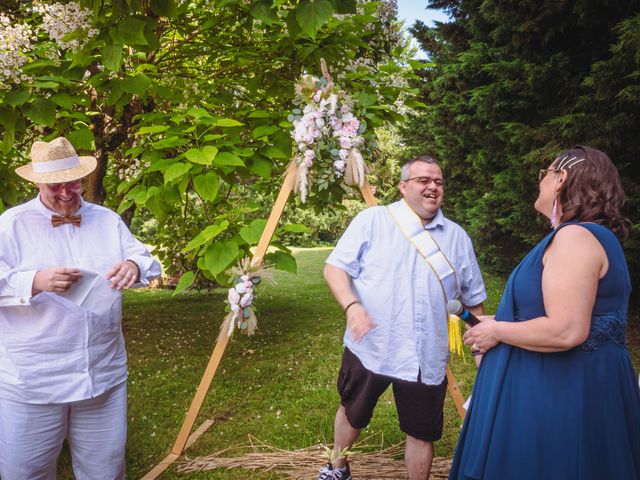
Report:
538,169,559,182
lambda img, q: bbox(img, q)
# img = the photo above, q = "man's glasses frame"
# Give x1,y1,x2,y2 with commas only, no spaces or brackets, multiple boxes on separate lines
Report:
403,176,444,187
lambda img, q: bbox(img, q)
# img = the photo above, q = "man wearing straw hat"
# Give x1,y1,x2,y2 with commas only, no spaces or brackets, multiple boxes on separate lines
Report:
0,137,161,479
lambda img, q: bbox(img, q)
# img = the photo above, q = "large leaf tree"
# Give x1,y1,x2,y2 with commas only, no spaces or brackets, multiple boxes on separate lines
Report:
0,0,419,287
405,0,640,294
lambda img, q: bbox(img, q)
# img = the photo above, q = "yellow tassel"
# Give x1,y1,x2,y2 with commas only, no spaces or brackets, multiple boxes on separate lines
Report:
448,314,466,360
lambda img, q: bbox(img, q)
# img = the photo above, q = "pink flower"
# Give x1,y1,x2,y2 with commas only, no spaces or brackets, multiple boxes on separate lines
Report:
339,137,352,149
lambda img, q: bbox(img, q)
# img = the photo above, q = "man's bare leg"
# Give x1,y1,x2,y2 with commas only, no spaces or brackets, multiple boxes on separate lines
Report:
404,434,433,479
332,405,360,468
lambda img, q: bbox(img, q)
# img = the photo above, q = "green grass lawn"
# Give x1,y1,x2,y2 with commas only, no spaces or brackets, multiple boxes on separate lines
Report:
56,248,639,479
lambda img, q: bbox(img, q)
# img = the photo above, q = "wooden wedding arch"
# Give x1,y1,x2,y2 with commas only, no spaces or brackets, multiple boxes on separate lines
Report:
143,161,468,479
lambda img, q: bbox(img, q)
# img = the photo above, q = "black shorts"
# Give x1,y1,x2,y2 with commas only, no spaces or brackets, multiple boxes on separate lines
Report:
337,347,447,442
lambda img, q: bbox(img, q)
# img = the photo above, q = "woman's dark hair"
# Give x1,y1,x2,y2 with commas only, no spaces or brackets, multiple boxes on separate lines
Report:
555,145,630,240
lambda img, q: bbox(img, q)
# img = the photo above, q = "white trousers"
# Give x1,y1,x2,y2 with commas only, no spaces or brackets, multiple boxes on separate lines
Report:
0,382,127,480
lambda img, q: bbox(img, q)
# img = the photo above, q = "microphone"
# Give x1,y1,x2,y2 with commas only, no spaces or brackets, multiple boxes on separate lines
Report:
446,299,480,327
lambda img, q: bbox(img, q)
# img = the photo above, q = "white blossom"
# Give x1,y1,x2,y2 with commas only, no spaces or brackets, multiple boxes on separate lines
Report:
0,14,34,87
32,1,97,52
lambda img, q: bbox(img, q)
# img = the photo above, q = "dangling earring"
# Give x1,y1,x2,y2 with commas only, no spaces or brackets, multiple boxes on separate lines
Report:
550,197,557,228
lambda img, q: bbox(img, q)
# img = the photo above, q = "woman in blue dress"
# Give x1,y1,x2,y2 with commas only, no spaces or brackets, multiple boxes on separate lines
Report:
450,146,640,480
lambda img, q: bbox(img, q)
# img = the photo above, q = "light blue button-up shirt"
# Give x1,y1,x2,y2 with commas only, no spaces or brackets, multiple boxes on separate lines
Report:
326,202,486,385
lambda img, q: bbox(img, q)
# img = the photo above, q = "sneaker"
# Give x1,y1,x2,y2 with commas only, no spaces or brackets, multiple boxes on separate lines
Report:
317,462,352,480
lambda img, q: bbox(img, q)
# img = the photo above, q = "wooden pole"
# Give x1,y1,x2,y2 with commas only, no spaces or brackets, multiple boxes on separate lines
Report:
142,163,299,479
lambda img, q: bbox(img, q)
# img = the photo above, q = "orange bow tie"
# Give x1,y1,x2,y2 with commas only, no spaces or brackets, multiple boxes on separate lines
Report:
51,214,81,227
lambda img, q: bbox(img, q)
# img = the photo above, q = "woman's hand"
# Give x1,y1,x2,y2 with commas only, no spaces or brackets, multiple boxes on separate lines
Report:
463,315,499,354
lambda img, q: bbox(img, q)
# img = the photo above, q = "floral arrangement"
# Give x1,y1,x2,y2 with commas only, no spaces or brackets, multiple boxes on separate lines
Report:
219,257,273,341
289,71,368,202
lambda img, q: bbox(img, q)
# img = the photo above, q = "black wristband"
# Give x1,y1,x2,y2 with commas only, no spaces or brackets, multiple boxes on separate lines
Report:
344,300,360,314
126,259,141,282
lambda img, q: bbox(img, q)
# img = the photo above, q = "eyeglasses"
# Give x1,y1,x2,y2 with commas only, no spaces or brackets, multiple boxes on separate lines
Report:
47,180,82,192
538,169,560,182
403,176,444,187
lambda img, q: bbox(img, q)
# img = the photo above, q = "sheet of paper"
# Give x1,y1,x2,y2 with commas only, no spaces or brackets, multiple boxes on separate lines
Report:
58,269,120,315
58,269,102,306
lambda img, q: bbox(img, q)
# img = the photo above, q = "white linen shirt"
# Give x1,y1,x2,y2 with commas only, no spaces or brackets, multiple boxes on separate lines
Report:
0,197,161,404
326,202,486,385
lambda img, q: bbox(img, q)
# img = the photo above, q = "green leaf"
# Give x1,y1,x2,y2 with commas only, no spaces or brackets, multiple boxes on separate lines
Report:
266,250,297,274
204,241,239,276
286,9,302,36
329,0,356,14
66,127,94,150
163,162,192,184
151,136,189,150
252,124,279,139
117,16,148,45
185,146,218,165
102,43,123,71
150,0,177,17
215,118,244,127
24,98,57,127
172,271,195,296
282,223,310,233
146,158,176,172
182,220,229,253
262,146,288,159
213,151,245,166
248,110,273,118
51,93,74,110
357,92,378,107
296,0,333,38
193,172,219,201
246,156,273,178
3,90,30,107
121,74,152,96
239,219,267,244
137,125,169,135
250,2,278,25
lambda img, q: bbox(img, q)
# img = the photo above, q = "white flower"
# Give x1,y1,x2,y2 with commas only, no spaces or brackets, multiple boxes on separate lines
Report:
33,1,98,53
0,14,34,87
339,149,349,160
228,288,240,305
240,293,254,308
333,160,345,172
339,136,352,149
235,282,247,294
230,304,240,312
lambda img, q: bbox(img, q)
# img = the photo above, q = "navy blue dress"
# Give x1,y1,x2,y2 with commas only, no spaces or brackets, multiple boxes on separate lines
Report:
449,223,640,480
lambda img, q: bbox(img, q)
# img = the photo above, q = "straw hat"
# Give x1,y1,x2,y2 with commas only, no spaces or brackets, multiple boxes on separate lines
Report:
15,136,97,184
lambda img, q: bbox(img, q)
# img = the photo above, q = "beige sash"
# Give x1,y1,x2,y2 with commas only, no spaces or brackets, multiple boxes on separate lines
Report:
387,200,460,302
